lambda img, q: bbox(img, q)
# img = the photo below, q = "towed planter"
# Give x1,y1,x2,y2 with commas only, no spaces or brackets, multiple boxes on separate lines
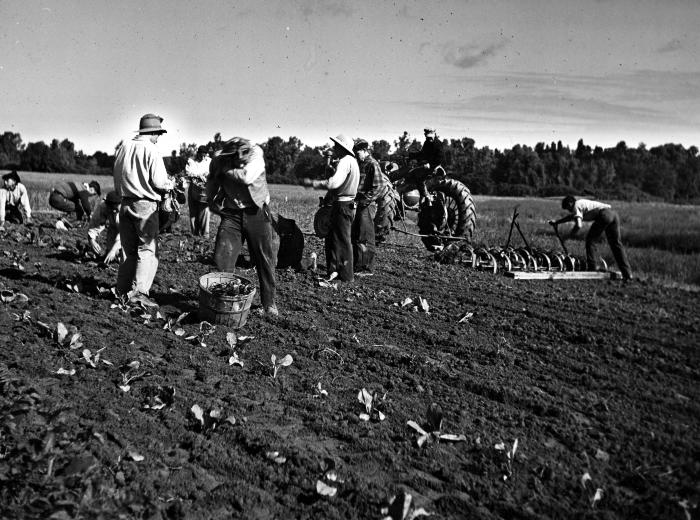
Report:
198,272,256,328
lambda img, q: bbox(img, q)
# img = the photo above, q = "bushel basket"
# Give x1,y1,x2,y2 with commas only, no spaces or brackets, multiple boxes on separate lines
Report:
198,272,256,328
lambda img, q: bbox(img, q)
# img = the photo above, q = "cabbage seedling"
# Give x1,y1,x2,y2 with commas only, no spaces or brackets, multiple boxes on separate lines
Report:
55,322,83,350
313,382,328,398
190,404,235,433
494,438,518,480
357,388,386,422
406,403,466,447
271,354,293,378
185,321,215,347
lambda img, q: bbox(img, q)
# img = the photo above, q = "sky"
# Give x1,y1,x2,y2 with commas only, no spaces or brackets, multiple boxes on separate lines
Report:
1,0,700,155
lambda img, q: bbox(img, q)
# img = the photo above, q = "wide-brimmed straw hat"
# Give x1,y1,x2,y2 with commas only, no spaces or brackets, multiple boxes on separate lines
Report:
330,134,355,157
137,113,167,134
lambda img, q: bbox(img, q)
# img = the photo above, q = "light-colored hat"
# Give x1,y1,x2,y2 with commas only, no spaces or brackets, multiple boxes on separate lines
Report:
330,134,355,157
424,126,436,133
137,113,167,134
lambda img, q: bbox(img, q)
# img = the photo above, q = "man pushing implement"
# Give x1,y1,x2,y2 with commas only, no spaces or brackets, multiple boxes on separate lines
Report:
549,195,633,281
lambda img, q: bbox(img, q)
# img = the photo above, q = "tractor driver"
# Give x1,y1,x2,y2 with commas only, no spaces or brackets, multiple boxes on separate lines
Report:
410,126,445,173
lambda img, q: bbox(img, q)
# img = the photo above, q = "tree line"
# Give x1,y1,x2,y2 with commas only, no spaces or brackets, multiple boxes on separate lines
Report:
2,130,699,203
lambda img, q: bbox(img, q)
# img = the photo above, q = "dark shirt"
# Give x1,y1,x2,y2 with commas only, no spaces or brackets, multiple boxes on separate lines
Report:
53,181,96,219
411,138,445,169
356,155,386,205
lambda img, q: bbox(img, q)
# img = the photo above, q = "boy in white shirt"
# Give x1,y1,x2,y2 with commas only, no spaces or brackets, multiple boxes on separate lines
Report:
0,170,32,230
549,195,632,280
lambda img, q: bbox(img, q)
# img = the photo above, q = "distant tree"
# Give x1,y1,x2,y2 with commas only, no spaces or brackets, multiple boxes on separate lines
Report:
0,131,24,167
261,136,304,181
371,139,391,161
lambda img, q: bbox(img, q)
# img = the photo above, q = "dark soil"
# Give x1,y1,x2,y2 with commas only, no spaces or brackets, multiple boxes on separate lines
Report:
1,216,698,520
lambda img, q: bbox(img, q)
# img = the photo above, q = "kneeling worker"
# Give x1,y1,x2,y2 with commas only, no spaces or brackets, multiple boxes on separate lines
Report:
0,170,32,229
87,191,122,263
49,180,101,223
548,195,632,280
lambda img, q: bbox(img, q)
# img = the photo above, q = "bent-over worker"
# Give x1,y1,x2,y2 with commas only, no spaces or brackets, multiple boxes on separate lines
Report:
548,195,632,280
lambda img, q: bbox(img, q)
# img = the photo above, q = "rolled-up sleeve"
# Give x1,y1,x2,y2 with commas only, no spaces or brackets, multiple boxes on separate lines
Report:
327,158,351,190
228,146,265,185
19,185,31,219
149,150,173,192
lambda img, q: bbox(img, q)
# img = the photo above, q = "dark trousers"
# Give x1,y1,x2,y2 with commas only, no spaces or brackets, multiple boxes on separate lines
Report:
214,206,276,308
325,200,356,282
5,204,24,224
188,184,210,236
586,208,632,279
49,191,76,215
352,202,376,272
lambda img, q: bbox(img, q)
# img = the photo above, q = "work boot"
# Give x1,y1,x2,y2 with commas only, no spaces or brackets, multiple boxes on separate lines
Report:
129,292,159,307
264,305,279,317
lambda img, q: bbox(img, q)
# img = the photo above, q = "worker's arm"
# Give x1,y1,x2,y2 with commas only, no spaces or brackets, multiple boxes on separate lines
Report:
0,190,6,227
19,185,32,222
148,149,174,193
104,234,121,263
87,204,107,254
222,146,265,185
318,158,352,191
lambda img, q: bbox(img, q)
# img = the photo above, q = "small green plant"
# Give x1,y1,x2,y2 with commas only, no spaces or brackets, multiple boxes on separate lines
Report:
185,321,215,347
357,388,386,422
271,354,293,378
494,438,519,480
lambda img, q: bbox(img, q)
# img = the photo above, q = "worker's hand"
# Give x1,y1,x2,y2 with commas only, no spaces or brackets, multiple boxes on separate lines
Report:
547,220,557,227
312,180,326,190
104,248,119,264
89,239,102,256
301,177,313,188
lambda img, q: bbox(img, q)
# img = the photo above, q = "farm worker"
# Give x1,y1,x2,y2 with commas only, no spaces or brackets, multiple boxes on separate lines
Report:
314,134,359,282
185,145,212,236
87,190,122,264
48,180,101,223
113,113,174,307
351,138,387,271
410,126,445,172
548,195,632,280
0,170,32,229
206,137,278,317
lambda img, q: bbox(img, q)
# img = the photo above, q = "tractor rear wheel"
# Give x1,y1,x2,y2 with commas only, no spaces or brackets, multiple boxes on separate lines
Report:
418,178,476,251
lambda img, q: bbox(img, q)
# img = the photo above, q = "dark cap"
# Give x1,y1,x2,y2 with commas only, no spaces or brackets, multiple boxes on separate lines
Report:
218,137,251,157
197,145,208,154
105,190,122,206
89,180,101,196
2,170,20,183
353,138,369,152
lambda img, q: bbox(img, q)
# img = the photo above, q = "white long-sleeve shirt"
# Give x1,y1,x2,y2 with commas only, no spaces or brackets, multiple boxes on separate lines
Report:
571,199,611,225
185,156,211,187
113,135,173,201
325,155,359,202
0,183,32,223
